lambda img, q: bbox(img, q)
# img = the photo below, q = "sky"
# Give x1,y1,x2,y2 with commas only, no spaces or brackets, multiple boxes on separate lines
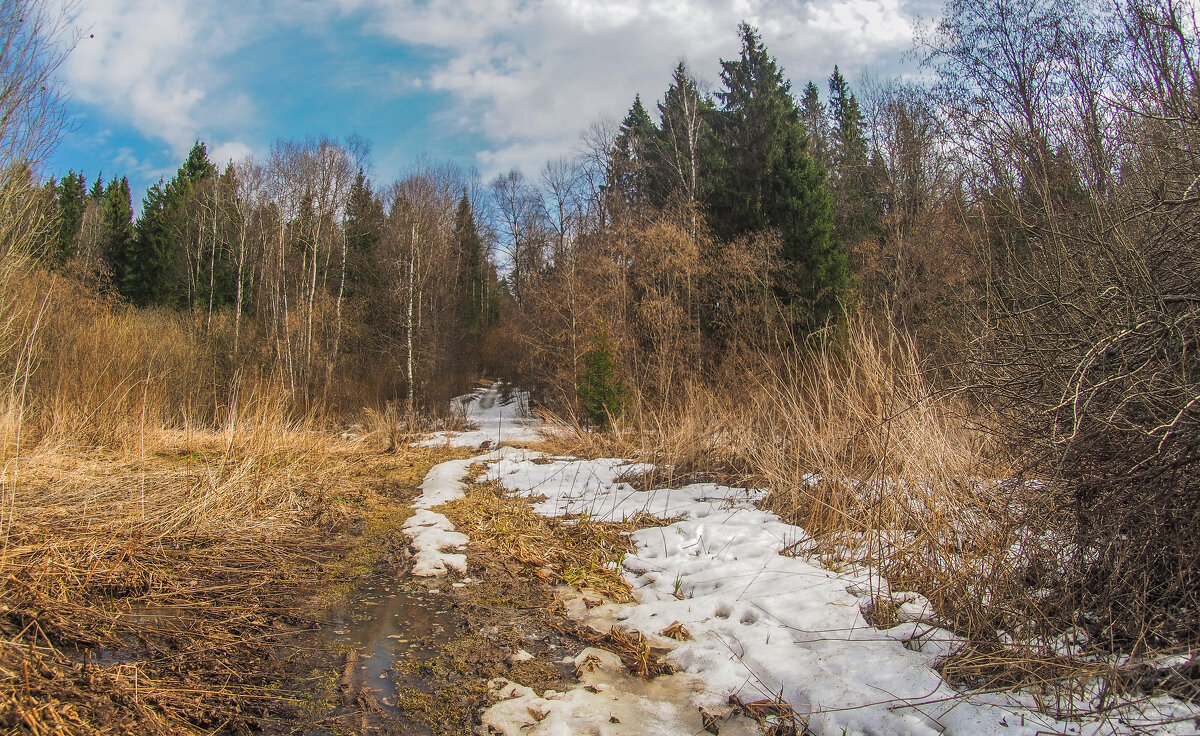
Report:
46,0,937,205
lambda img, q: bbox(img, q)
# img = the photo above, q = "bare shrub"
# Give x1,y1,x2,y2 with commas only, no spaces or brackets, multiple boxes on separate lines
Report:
932,0,1200,648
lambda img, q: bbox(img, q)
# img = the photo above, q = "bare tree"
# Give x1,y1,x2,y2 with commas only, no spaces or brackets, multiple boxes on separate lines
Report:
0,0,74,172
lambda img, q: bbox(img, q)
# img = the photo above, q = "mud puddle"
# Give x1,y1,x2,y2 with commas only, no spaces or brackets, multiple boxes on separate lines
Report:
324,578,461,723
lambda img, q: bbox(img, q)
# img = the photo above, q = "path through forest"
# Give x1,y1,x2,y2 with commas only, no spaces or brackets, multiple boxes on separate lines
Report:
386,384,1200,736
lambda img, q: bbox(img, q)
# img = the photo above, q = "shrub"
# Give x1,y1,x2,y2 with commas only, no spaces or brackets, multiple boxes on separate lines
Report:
577,326,627,431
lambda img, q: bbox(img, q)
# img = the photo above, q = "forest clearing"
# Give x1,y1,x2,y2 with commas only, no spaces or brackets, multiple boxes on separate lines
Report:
2,0,1200,733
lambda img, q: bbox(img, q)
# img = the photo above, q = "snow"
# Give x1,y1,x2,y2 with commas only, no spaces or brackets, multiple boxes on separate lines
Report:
410,387,1198,734
480,453,1200,736
420,383,542,449
482,647,760,736
404,457,478,576
406,383,545,576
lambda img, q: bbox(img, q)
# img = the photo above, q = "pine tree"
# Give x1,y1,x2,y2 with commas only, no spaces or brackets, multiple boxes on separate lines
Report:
656,62,710,210
54,171,87,263
174,141,218,186
453,192,490,334
164,141,218,308
612,95,661,207
344,168,384,299
800,82,830,172
89,173,104,201
99,176,135,288
708,23,845,327
828,67,881,249
577,326,627,431
127,181,176,307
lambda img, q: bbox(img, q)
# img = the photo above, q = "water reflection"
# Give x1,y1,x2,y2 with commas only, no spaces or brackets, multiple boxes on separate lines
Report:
325,582,457,714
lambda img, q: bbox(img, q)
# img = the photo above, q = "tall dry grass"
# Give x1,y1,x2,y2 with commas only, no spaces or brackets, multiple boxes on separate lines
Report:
742,319,1026,636
0,258,363,732
547,314,1150,710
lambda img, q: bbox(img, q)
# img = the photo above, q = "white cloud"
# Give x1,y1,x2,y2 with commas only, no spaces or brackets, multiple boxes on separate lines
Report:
209,140,254,168
341,0,927,178
63,0,259,162
58,0,932,185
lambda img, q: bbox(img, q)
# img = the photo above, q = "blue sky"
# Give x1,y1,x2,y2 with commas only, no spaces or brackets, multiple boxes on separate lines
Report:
46,0,933,207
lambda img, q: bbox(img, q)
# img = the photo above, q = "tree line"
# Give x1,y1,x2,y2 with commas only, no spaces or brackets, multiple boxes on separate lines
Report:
41,140,498,411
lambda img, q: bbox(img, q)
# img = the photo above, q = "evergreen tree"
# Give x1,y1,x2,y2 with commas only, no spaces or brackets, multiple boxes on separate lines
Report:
612,95,661,207
708,23,845,326
54,170,87,263
89,173,104,201
99,176,135,288
127,180,176,307
800,82,830,172
453,192,490,334
174,141,218,186
656,62,710,209
577,326,627,431
164,141,218,308
828,67,881,248
344,168,384,299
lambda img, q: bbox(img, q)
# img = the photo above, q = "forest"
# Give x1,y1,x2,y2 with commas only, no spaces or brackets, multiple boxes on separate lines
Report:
1,0,1198,732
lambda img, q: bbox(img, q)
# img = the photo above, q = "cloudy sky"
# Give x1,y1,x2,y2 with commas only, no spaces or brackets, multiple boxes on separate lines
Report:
47,0,935,201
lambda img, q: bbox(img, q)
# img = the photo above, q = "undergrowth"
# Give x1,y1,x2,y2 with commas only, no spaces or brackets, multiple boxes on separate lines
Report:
543,313,1196,717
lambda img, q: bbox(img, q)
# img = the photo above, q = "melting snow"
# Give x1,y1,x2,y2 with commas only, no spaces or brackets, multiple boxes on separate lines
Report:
412,386,1199,734
482,452,1200,736
420,383,541,448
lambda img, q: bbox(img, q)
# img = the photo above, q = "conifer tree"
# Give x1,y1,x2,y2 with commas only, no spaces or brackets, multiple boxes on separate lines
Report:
800,82,830,172
128,181,176,306
54,170,86,263
656,62,710,210
453,192,490,334
99,176,135,288
612,95,661,207
577,326,627,431
828,66,881,248
708,23,845,327
164,142,218,308
344,168,384,299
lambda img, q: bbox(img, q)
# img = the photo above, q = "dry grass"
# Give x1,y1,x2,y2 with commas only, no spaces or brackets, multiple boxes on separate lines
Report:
442,477,668,604
0,424,341,734
542,313,1188,712
0,261,468,732
744,319,1020,636
0,415,470,733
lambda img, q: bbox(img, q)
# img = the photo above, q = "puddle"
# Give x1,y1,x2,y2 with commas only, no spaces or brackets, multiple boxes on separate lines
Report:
323,580,459,715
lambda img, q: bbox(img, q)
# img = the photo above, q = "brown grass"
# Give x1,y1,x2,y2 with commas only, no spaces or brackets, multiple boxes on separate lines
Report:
541,313,1178,710
441,477,669,604
0,261,475,732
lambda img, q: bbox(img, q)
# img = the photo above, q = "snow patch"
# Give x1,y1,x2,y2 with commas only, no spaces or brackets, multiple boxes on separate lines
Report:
405,456,488,577
481,647,760,736
484,454,1200,735
420,383,541,448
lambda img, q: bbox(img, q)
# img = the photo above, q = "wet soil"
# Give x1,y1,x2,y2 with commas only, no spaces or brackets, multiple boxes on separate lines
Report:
258,455,587,736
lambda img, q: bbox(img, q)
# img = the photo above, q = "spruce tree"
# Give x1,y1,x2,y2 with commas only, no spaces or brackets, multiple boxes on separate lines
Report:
453,192,490,335
54,171,86,263
800,82,830,172
577,326,627,431
656,62,710,209
164,142,218,308
344,169,384,299
128,181,176,307
99,176,135,289
828,67,881,249
612,95,661,207
708,23,845,327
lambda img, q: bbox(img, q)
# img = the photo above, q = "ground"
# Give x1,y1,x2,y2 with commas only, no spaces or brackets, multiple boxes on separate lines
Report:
3,385,1199,735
